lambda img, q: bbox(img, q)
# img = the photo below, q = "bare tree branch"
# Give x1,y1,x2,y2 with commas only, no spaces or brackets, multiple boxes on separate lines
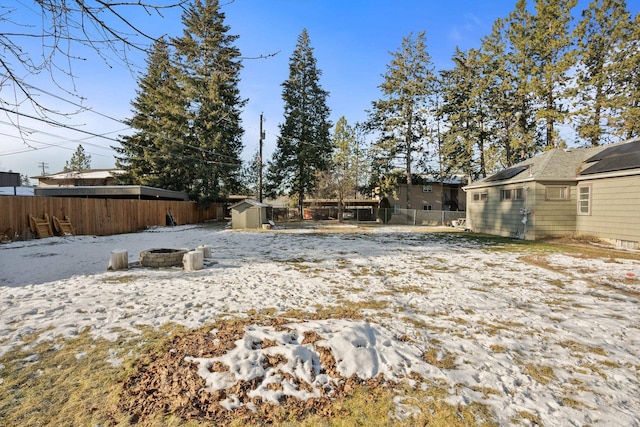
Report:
0,1,186,124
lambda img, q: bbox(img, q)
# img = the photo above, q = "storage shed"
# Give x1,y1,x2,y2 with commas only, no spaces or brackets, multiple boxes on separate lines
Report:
230,199,270,230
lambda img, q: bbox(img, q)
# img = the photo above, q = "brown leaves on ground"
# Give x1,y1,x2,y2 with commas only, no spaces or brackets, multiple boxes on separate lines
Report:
118,317,395,426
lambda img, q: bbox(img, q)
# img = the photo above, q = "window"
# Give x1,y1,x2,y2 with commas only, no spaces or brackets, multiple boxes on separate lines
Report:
578,186,591,215
423,205,432,210
473,192,488,202
546,186,569,200
513,188,524,200
422,184,433,192
501,188,524,201
393,204,401,214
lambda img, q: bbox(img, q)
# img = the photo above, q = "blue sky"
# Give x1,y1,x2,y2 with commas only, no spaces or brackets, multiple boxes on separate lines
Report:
1,0,638,179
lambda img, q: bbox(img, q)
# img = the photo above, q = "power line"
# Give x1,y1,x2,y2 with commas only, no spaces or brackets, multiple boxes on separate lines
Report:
3,79,245,163
0,105,123,143
0,130,114,158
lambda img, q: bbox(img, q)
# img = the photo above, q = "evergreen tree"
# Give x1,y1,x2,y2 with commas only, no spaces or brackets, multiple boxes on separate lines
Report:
64,144,91,171
439,47,492,180
479,18,520,169
504,0,540,160
367,31,436,209
240,150,261,199
117,0,245,205
609,11,640,140
172,0,246,204
573,0,631,146
115,38,191,190
265,29,332,218
531,0,578,148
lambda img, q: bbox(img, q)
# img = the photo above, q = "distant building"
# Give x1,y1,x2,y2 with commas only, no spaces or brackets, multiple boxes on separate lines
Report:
386,174,467,212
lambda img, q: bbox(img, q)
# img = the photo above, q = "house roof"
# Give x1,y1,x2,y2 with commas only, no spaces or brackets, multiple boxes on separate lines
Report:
34,185,189,201
465,137,640,190
31,169,124,180
580,139,640,175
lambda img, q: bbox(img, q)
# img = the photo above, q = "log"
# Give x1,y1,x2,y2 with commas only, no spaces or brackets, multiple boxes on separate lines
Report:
183,250,203,271
108,249,129,271
196,245,212,259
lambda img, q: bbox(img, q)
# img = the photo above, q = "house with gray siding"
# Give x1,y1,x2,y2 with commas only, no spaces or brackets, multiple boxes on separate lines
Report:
463,137,640,248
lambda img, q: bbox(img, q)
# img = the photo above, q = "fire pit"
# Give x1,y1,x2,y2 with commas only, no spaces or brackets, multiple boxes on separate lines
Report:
140,248,188,268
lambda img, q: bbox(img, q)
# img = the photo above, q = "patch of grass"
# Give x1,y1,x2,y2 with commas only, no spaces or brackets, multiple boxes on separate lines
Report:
0,325,177,427
578,362,608,379
402,316,428,329
422,347,458,370
279,301,391,321
513,410,542,425
561,396,593,410
394,284,430,294
100,274,139,284
490,344,507,353
523,363,556,385
558,340,609,357
470,385,503,398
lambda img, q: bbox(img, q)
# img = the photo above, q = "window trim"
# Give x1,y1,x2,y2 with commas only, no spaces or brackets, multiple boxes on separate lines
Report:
545,185,570,201
423,205,432,211
500,187,525,202
577,185,591,215
473,192,488,202
513,188,524,201
422,184,433,193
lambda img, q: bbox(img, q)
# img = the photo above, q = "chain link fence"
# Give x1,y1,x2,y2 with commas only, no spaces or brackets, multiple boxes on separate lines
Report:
380,208,466,226
269,207,465,226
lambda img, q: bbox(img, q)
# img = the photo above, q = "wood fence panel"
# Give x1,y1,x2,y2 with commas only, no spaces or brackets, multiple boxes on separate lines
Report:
0,196,220,239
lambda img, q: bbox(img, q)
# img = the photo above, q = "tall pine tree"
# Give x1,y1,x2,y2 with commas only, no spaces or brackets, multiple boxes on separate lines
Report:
439,47,492,180
504,0,540,160
115,38,191,191
265,29,332,218
116,0,245,205
367,31,436,209
573,0,631,146
173,0,246,204
531,0,578,148
479,18,521,170
610,11,640,140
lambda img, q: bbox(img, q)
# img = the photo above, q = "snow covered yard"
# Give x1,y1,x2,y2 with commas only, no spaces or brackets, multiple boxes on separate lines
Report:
0,224,639,425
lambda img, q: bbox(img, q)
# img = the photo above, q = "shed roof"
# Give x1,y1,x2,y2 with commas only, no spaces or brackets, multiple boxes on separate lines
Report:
230,199,271,209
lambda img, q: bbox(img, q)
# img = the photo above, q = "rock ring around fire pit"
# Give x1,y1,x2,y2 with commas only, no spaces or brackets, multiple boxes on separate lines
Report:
140,248,188,268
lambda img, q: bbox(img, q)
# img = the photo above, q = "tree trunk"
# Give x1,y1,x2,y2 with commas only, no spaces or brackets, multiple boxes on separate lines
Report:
405,110,413,210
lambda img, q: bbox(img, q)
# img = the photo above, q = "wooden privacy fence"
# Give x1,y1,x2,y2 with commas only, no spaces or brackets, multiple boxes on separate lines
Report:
0,196,222,239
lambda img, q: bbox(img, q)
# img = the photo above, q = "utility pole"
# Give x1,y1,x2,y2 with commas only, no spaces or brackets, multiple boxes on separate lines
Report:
38,162,49,175
258,113,264,203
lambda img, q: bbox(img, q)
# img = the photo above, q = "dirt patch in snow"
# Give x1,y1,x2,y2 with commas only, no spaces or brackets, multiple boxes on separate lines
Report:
118,318,395,426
